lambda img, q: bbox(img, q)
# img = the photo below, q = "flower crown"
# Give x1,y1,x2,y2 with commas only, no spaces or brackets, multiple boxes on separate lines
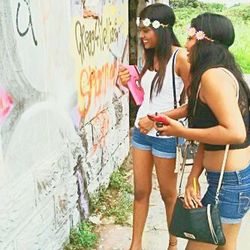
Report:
136,17,168,29
188,27,214,42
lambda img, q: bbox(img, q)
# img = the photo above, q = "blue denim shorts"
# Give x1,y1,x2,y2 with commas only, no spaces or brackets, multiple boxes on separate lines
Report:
131,127,179,158
202,163,250,224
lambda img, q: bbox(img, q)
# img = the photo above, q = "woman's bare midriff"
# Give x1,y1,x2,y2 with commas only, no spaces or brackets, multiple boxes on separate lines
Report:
203,146,250,172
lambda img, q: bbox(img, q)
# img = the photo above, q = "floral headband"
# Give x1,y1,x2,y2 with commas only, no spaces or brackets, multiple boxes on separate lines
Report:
136,17,168,29
188,27,214,42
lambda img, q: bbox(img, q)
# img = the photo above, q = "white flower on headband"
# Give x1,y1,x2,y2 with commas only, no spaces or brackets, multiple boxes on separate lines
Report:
136,17,140,27
142,18,151,27
187,27,214,42
136,17,168,29
152,20,161,29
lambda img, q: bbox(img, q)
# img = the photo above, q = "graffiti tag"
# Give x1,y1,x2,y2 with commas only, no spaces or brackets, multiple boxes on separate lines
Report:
16,0,38,46
75,17,119,63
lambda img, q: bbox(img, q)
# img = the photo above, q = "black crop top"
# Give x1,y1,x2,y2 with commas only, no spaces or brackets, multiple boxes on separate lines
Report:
188,76,250,151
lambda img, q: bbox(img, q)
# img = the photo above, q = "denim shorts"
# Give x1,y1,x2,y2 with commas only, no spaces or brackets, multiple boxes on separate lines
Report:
131,127,179,158
202,163,250,224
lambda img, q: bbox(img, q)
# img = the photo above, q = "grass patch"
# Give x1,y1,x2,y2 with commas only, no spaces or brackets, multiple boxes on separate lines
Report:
90,161,133,225
64,221,99,250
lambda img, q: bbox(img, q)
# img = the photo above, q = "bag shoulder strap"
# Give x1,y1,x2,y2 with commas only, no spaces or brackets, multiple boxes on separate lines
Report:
171,49,180,144
214,144,229,204
172,49,179,109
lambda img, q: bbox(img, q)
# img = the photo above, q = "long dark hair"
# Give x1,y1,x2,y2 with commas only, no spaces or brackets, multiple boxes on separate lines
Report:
139,3,180,99
187,13,250,118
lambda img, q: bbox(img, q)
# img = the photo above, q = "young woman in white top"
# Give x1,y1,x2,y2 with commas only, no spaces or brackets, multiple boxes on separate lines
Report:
119,4,190,250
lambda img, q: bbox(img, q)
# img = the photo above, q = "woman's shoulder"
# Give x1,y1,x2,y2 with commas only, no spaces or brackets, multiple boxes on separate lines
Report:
175,48,189,69
200,68,238,96
201,68,236,86
175,48,188,61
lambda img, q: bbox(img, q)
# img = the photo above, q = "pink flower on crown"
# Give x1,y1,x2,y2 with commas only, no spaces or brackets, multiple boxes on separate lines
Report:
188,27,196,37
196,31,206,40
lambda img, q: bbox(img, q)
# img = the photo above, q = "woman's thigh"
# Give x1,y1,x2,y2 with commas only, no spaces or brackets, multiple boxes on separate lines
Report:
185,223,241,250
216,223,241,250
154,156,177,197
132,147,154,194
186,240,217,250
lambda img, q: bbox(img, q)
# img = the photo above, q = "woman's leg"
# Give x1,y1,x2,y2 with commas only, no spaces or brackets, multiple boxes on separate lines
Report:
185,223,241,250
154,156,178,250
185,240,217,250
129,147,154,250
216,223,241,250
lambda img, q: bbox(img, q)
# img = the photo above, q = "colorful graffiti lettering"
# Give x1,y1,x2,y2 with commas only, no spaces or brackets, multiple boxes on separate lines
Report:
78,61,117,118
0,86,14,125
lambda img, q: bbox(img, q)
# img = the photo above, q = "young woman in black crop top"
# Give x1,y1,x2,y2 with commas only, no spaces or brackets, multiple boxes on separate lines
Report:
155,13,250,250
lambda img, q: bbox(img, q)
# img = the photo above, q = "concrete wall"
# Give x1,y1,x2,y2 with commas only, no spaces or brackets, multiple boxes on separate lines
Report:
0,0,129,249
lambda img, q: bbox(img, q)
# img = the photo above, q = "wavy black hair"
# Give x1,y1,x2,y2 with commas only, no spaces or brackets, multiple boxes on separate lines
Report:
187,13,250,119
138,3,180,99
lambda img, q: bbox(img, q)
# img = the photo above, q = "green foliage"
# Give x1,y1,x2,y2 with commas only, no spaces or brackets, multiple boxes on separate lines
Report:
89,164,133,225
230,22,250,73
173,3,250,73
109,167,133,193
224,4,250,22
105,191,133,224
170,0,203,8
64,221,99,250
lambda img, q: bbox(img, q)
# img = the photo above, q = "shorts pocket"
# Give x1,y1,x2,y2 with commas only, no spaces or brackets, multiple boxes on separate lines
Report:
239,192,250,216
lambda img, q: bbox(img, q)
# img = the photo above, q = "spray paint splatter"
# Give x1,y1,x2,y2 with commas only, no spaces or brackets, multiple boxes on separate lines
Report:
0,86,14,125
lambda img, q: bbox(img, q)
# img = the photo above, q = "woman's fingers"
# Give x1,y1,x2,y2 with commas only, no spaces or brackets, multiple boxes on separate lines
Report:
118,68,130,85
184,194,202,209
184,191,196,209
184,184,202,209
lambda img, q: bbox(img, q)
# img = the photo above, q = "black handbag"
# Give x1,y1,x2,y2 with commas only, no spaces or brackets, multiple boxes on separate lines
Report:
169,144,229,246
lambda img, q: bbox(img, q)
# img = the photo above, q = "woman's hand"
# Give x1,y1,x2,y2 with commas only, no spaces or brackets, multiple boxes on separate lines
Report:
184,178,202,209
154,115,185,137
138,116,154,134
118,65,130,86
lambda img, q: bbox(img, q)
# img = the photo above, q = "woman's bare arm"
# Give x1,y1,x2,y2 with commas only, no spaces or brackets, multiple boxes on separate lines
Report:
155,68,246,145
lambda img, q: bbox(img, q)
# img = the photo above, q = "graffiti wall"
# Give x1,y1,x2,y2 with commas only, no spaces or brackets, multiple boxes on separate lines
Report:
72,0,129,193
0,0,129,249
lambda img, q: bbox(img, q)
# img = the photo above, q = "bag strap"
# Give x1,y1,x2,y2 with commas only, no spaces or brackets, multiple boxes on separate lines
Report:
171,49,179,144
172,49,179,109
214,144,229,204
